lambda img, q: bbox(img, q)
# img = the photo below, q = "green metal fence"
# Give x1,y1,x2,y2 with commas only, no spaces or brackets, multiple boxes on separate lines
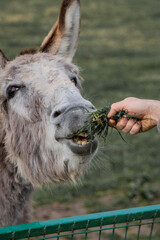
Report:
0,204,160,240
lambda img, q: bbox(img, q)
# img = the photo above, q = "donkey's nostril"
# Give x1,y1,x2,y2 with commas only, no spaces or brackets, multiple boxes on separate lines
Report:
53,111,62,118
88,105,96,111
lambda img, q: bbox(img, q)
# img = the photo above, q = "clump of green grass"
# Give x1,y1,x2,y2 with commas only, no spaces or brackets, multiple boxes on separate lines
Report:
78,106,137,142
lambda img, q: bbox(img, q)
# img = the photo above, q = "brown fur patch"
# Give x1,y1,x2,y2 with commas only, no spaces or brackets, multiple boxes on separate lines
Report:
40,0,80,54
59,0,77,30
40,22,60,53
19,47,37,56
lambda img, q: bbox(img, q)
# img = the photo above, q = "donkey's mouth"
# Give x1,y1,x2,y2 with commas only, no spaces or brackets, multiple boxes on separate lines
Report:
56,132,98,156
72,132,89,145
65,132,98,156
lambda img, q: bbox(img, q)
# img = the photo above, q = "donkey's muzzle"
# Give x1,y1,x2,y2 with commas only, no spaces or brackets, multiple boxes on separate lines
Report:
54,106,98,155
55,106,91,137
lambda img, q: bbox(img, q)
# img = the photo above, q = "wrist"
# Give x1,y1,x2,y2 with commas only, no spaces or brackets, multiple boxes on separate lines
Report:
157,119,160,133
147,100,160,125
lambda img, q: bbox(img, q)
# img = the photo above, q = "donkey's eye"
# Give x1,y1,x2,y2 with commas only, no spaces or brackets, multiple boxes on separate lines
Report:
70,76,78,86
6,85,24,99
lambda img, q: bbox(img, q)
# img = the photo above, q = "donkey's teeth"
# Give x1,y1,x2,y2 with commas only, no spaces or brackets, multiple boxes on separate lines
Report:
73,136,89,145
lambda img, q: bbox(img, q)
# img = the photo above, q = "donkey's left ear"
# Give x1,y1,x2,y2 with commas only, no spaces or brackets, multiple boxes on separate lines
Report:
0,50,8,70
40,0,80,62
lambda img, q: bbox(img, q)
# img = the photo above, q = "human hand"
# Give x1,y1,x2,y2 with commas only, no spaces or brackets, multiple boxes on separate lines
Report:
107,97,160,135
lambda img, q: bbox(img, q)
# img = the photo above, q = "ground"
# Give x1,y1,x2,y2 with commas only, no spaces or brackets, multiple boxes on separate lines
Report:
33,199,87,222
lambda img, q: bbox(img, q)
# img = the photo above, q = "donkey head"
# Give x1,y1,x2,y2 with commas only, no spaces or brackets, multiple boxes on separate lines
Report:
0,0,98,186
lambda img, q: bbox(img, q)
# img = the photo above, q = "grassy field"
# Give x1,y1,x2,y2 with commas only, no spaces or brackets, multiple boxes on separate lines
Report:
1,0,160,237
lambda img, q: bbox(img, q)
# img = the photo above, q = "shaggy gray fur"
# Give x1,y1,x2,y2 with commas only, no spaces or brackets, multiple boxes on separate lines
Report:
0,116,33,227
0,53,93,227
0,0,98,228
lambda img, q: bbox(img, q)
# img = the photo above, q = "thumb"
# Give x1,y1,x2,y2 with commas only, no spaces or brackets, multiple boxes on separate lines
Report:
107,102,124,118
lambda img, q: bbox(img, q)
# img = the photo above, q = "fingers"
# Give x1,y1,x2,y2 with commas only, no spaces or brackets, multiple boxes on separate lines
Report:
108,119,116,127
122,119,141,134
130,121,142,135
107,102,125,118
116,117,128,130
122,119,136,133
115,118,142,135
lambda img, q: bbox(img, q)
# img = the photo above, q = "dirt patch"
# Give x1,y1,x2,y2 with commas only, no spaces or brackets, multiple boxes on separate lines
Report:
32,199,88,222
32,193,114,222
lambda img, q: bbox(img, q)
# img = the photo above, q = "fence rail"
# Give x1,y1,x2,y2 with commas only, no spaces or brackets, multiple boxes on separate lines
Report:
0,204,160,239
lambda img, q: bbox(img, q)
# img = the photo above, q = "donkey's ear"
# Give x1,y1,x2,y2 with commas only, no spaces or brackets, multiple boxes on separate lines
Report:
40,0,80,62
0,50,8,70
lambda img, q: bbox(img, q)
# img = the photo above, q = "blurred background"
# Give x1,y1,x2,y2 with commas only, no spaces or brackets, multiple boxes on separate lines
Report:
1,0,160,229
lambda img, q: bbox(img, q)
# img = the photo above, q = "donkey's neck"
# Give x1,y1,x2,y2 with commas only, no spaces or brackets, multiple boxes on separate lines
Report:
0,121,33,227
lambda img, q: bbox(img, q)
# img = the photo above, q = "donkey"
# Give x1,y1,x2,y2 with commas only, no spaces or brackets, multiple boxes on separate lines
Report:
0,0,98,227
